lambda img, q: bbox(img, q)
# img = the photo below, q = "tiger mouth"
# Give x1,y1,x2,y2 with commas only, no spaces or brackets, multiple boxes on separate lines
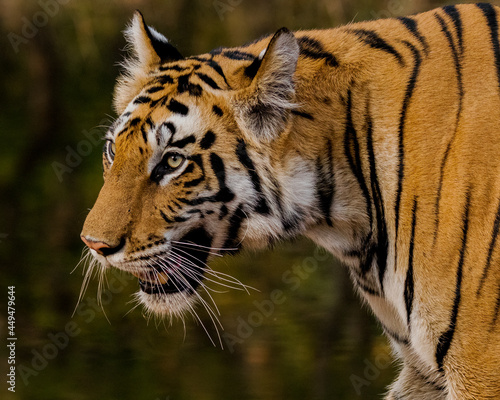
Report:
135,260,206,295
134,227,213,296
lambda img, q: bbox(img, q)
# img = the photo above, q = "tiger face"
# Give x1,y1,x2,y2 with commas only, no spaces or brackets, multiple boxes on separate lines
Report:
80,13,311,318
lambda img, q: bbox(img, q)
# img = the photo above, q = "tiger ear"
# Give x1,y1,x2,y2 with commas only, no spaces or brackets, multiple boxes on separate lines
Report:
126,11,183,67
114,11,184,113
232,28,299,142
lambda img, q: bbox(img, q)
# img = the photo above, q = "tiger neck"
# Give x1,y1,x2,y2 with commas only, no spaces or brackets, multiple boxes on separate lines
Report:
282,64,377,257
240,32,387,276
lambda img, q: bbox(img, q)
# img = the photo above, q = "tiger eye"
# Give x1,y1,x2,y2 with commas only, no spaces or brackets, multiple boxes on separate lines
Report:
167,154,184,169
105,140,116,162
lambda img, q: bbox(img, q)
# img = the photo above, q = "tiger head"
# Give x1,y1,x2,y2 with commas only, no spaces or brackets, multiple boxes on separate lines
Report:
80,12,327,319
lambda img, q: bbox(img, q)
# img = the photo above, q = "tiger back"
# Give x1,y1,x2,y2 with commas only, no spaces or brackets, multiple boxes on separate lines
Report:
81,4,500,399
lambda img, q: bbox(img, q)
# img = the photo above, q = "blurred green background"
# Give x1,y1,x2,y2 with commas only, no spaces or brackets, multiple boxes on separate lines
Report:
0,0,481,399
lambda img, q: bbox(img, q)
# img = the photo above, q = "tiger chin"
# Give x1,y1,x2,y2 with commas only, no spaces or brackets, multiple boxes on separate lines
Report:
81,4,500,399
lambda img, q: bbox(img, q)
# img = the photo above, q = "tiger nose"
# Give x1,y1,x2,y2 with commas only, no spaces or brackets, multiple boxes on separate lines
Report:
80,236,124,256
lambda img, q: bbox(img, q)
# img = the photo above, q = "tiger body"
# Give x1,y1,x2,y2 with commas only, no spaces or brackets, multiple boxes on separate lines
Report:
81,4,500,398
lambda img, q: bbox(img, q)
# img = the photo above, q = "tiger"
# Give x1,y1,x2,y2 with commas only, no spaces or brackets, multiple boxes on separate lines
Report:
80,3,500,399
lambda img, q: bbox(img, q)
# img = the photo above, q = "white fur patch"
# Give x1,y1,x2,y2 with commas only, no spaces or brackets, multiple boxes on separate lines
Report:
135,290,199,320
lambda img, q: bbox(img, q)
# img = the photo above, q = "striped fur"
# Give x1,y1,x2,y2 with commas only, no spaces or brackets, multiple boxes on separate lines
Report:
81,5,500,398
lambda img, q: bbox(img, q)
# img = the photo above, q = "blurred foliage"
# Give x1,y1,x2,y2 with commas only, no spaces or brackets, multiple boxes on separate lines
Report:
0,0,479,399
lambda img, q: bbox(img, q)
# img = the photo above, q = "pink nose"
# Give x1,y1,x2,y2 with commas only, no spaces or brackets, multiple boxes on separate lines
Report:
81,236,121,256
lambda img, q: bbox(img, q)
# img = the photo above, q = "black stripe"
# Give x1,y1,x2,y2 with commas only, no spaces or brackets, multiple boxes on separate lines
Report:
134,96,151,105
477,198,500,296
158,64,187,72
205,59,230,88
291,110,314,120
219,204,228,220
164,122,176,135
443,5,464,53
146,86,164,94
144,117,154,130
222,50,255,60
383,325,410,346
177,197,192,205
344,89,373,233
394,41,422,239
177,75,203,97
315,139,335,227
129,118,141,127
236,139,270,214
116,127,128,138
410,365,448,392
282,212,303,234
190,154,204,173
350,29,404,66
160,210,172,224
360,243,377,276
196,73,221,90
298,36,339,67
184,176,204,188
209,153,235,203
149,98,161,108
405,197,417,326
183,154,205,189
141,126,148,144
477,3,500,90
354,279,380,297
186,209,204,217
200,130,216,150
366,105,388,292
397,17,429,53
157,75,174,85
435,190,471,371
222,204,246,250
158,122,176,146
268,173,284,216
170,135,196,149
212,105,224,117
433,12,464,245
182,163,194,175
167,99,189,115
493,284,500,327
210,152,226,190
436,12,463,70
244,56,262,79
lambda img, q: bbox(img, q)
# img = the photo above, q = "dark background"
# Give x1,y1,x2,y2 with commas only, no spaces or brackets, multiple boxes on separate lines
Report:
0,0,485,399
